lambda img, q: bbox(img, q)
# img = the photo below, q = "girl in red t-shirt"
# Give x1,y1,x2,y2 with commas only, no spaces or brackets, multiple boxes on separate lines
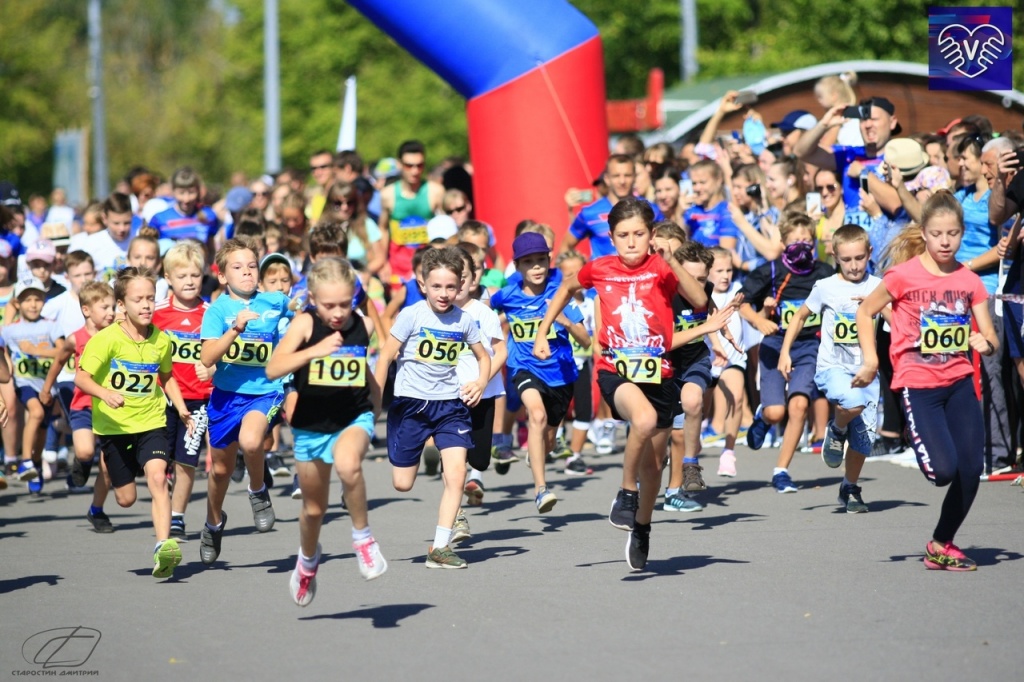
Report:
854,191,998,571
535,196,733,572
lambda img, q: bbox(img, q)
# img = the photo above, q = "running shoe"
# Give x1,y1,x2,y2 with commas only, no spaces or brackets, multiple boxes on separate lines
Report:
838,481,869,513
69,457,91,488
821,420,847,469
809,439,824,455
152,538,182,579
596,421,617,455
28,476,43,495
16,461,39,482
289,545,320,606
717,451,737,477
663,491,703,513
249,487,276,532
564,454,592,476
682,463,707,492
450,510,471,544
491,443,520,465
263,458,274,489
199,513,226,565
87,509,114,533
746,406,769,450
169,516,187,538
771,470,798,493
353,536,388,580
626,522,650,572
423,446,441,476
609,488,639,530
736,426,749,442
517,423,529,450
426,545,467,569
464,478,485,506
494,461,511,476
923,541,977,572
265,453,291,477
65,476,92,494
550,436,573,459
535,486,557,513
339,489,348,514
290,474,302,500
231,454,246,483
871,435,907,457
701,425,724,447
0,471,6,491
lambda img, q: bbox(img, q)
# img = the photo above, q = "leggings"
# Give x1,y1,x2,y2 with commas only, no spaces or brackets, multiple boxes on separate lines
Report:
901,377,984,544
571,361,593,423
877,326,905,436
467,397,496,472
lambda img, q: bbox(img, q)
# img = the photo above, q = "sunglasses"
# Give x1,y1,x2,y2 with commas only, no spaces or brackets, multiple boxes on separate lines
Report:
333,198,356,208
815,183,838,193
310,163,332,171
401,161,425,169
253,191,270,197
446,204,468,214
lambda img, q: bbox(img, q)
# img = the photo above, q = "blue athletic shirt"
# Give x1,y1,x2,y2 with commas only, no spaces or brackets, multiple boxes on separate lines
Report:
200,290,293,395
833,146,886,228
149,205,221,243
684,200,738,247
954,186,1004,294
489,272,582,387
569,197,664,258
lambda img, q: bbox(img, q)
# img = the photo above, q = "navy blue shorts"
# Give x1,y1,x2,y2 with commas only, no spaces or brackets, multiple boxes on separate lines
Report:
1002,301,1024,359
16,385,54,426
675,355,713,393
69,408,92,432
386,396,472,468
55,381,75,415
759,338,820,407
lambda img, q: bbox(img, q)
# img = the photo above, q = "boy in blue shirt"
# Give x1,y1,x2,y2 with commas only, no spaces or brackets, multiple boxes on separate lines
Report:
490,233,590,513
198,237,293,565
148,166,221,256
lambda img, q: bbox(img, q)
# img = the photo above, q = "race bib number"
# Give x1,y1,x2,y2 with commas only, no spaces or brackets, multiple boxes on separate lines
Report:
675,311,708,345
415,328,462,366
920,312,969,355
308,346,367,387
833,312,859,345
390,217,428,247
224,332,272,367
169,331,203,364
108,360,158,397
571,335,592,359
15,356,52,380
508,314,557,343
65,354,77,373
780,300,820,329
612,347,662,385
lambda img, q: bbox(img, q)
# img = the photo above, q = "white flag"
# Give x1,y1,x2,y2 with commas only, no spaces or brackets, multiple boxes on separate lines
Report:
336,76,357,152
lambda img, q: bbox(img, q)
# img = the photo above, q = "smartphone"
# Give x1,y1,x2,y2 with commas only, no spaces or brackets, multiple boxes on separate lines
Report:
805,192,821,214
680,179,694,195
843,104,872,119
860,176,870,193
576,189,593,203
734,90,758,106
745,183,762,202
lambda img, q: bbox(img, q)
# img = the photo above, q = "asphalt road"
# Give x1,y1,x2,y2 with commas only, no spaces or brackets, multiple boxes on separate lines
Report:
1,435,1021,681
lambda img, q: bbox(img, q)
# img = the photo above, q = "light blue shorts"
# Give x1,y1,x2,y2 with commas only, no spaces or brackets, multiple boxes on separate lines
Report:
293,412,376,464
815,367,878,454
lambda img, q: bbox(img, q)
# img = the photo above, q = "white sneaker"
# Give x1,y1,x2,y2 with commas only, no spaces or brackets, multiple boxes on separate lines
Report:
596,421,617,455
353,536,388,580
289,544,320,607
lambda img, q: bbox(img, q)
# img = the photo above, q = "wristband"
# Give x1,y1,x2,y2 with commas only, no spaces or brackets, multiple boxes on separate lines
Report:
985,340,996,356
232,324,246,334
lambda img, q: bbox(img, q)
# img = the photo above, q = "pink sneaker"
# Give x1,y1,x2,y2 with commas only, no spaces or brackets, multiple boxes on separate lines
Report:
289,545,320,606
717,451,737,477
923,541,977,571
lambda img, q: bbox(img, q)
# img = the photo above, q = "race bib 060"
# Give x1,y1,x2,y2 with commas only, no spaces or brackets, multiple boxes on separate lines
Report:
920,312,969,355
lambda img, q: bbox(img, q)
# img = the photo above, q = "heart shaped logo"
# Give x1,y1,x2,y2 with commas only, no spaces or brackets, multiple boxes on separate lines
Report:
937,24,1007,79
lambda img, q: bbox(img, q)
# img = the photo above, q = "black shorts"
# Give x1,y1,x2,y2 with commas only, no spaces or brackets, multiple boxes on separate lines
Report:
512,370,573,427
165,398,210,469
571,361,593,423
99,428,170,489
597,369,677,430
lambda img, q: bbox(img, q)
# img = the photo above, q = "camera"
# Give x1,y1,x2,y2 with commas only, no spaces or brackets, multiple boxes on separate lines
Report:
746,183,763,202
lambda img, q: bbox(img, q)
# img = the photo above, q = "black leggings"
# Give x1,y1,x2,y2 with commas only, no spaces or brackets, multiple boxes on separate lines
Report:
571,361,593,422
877,326,905,436
901,378,984,544
467,397,495,472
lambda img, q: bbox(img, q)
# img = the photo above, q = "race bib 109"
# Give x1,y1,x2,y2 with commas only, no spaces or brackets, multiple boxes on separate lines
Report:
308,346,367,387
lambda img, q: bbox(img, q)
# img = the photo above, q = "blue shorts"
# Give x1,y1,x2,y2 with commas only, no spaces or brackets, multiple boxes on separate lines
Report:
207,387,284,450
675,355,713,393
386,397,472,468
55,381,75,415
815,367,878,454
504,370,523,413
16,385,54,426
1002,301,1024,359
69,408,93,432
759,338,820,407
293,413,376,464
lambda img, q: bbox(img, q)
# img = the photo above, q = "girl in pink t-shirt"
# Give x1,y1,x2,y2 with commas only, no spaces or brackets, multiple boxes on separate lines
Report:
853,191,998,571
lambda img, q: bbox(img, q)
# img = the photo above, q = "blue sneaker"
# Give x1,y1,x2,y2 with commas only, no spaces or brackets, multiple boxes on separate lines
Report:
838,481,869,513
746,406,769,450
17,461,39,482
663,491,703,513
534,486,557,513
701,426,724,447
28,476,44,495
771,470,798,493
821,420,846,468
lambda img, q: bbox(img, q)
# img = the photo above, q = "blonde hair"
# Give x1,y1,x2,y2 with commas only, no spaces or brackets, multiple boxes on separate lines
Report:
831,224,870,251
306,256,358,296
79,281,114,307
163,241,205,276
260,261,292,282
215,237,259,272
653,220,688,244
880,224,925,270
779,212,815,243
815,73,858,106
556,249,588,267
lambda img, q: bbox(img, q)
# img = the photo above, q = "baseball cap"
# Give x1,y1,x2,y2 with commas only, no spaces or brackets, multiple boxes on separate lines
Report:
225,186,254,213
14,277,47,299
861,97,903,136
512,232,550,261
25,239,57,264
374,157,401,180
426,215,458,243
936,117,963,137
884,138,929,178
259,252,292,278
0,181,21,207
771,110,818,133
40,222,72,248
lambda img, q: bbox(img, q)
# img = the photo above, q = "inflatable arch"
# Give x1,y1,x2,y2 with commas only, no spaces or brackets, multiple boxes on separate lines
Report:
348,0,609,256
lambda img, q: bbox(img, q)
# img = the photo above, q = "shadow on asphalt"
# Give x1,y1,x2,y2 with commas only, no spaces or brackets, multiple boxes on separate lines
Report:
457,527,543,545
655,512,766,530
621,554,750,580
0,531,27,540
299,602,434,628
0,574,61,593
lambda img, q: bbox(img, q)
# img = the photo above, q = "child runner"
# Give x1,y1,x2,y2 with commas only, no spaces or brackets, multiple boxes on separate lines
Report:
780,224,882,512
153,242,214,538
373,246,491,569
555,250,596,476
127,227,169,302
84,193,134,280
148,167,220,259
536,197,732,571
490,233,590,513
853,191,997,570
267,257,387,606
199,237,293,565
76,267,193,578
740,213,835,492
41,282,116,530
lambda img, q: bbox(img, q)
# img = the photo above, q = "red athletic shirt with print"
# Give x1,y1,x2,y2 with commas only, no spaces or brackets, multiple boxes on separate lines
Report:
577,253,680,379
152,297,213,400
69,327,94,412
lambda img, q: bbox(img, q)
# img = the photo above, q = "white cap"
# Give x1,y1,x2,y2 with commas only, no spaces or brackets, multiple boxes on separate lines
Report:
14,277,47,299
426,215,458,243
